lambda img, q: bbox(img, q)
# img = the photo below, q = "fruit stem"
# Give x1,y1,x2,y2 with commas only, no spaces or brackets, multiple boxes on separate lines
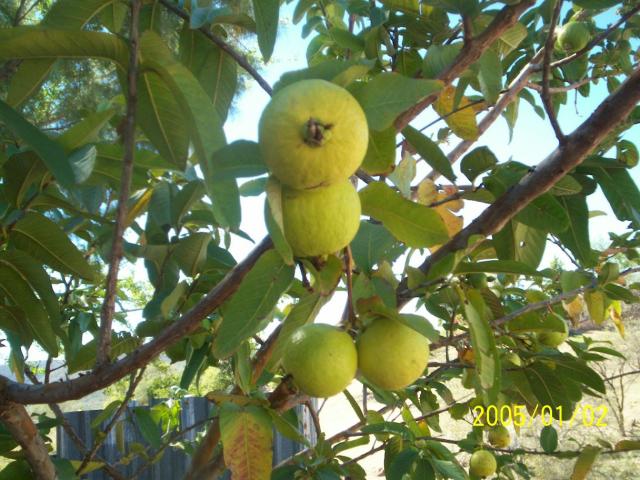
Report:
303,118,333,147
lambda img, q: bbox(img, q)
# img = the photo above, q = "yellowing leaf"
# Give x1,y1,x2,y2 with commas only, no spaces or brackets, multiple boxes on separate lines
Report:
434,86,479,140
570,446,601,480
585,290,606,325
220,404,273,480
562,295,584,325
417,181,463,252
608,300,624,337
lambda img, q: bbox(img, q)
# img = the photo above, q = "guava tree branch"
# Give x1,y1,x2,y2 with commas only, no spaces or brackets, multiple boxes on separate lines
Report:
1,237,273,404
97,0,141,367
157,0,273,95
400,65,640,297
394,0,535,130
0,400,56,479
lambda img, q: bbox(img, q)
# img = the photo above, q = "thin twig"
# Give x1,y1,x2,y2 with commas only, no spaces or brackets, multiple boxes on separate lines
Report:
97,0,142,367
541,0,566,143
157,0,272,95
344,246,356,327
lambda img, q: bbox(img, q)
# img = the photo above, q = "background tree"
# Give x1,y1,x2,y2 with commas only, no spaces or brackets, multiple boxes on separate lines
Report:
0,0,639,479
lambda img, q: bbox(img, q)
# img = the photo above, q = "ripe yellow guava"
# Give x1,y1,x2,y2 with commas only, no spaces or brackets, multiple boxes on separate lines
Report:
357,318,430,391
538,321,569,348
281,179,361,257
557,22,590,53
283,323,357,398
258,79,369,190
469,450,497,478
487,425,511,448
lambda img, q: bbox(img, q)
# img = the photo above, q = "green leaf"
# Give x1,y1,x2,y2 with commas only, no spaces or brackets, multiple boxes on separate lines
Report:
430,458,467,480
515,194,570,234
493,221,547,269
454,260,550,277
351,73,443,131
0,251,58,355
570,446,601,480
171,180,206,226
172,233,211,277
179,28,238,121
266,293,327,371
11,211,96,280
540,425,558,453
0,27,129,70
588,167,640,228
252,0,279,62
402,126,455,182
275,59,374,92
524,362,574,420
398,314,439,342
265,178,293,265
7,0,120,106
90,400,122,431
58,109,116,152
132,407,162,450
359,182,448,248
463,289,501,405
213,250,294,358
210,141,266,180
387,448,418,480
496,22,528,56
461,147,497,183
350,221,398,272
3,152,47,207
478,49,502,104
361,127,396,175
506,311,567,333
572,0,619,8
556,196,595,267
68,145,97,184
180,342,209,390
0,98,75,189
68,333,139,373
422,44,462,79
220,404,273,480
555,356,605,394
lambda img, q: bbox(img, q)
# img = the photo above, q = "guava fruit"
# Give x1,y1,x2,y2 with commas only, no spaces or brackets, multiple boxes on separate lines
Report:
281,179,361,257
502,352,522,367
283,323,357,398
487,425,511,448
538,321,569,348
357,318,430,391
557,22,590,53
259,79,369,190
469,450,497,478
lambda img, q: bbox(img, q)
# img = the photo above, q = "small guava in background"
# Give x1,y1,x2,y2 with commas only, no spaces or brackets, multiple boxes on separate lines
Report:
487,425,511,448
469,449,497,478
538,321,569,348
258,79,369,190
557,22,590,53
283,323,357,398
281,179,361,257
357,317,430,391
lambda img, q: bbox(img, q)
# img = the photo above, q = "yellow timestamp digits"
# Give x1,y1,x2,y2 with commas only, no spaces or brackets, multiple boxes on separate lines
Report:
472,404,608,428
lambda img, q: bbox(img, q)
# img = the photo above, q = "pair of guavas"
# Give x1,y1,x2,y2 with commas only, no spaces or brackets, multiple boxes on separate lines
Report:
258,79,368,257
282,319,430,398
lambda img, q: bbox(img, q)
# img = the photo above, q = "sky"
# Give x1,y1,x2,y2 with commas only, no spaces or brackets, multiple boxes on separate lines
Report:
219,4,640,325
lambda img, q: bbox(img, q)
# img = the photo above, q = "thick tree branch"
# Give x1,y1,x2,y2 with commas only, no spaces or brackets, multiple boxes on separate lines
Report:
2,237,273,404
0,400,56,479
400,65,640,298
158,0,273,95
97,0,142,367
394,0,535,130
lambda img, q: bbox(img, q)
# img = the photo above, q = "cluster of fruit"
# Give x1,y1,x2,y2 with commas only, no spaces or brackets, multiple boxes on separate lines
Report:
258,79,369,257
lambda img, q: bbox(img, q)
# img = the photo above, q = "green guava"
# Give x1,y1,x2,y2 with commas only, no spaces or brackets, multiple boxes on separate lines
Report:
281,179,361,257
283,323,357,398
487,425,511,448
259,79,369,190
357,318,430,391
502,351,522,367
469,450,497,478
557,22,590,53
538,321,569,348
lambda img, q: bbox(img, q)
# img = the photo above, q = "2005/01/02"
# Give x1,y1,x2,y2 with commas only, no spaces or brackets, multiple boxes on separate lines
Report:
473,404,608,428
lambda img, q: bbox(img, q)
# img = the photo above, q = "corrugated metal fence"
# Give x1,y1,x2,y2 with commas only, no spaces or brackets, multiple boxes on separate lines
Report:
57,397,316,479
